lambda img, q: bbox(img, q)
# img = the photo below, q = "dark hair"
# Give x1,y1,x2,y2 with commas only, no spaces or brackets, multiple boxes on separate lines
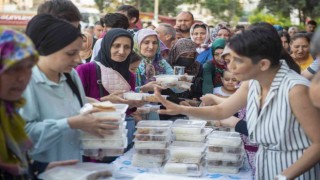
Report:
218,27,231,34
101,13,129,29
246,22,300,73
290,33,310,44
307,20,317,26
235,25,245,31
130,51,142,64
37,0,81,22
229,26,283,67
94,21,102,26
117,5,139,24
278,31,290,43
193,24,207,30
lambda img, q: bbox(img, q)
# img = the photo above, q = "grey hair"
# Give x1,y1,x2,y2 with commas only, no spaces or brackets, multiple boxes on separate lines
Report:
159,23,176,41
311,27,320,56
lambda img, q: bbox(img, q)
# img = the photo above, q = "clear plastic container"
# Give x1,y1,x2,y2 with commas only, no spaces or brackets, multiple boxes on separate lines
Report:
81,129,128,140
207,131,242,147
123,92,145,100
82,137,127,149
170,141,206,163
172,120,206,134
143,94,168,103
205,150,243,161
163,162,202,177
136,120,173,135
173,128,212,142
206,166,240,174
132,152,168,163
137,105,161,114
82,148,125,157
205,154,244,168
134,140,169,149
134,133,171,141
207,144,243,154
135,148,169,155
132,158,163,168
154,75,179,84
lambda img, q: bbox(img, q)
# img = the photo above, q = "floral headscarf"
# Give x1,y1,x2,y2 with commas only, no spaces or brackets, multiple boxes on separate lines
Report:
0,28,37,176
133,29,166,81
210,24,231,42
190,23,211,53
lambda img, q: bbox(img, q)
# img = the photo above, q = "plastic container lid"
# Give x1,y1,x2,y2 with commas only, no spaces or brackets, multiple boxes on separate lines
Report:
207,131,242,147
173,128,212,142
134,140,169,149
82,137,127,149
172,120,206,134
170,141,206,153
134,133,171,142
137,120,173,128
81,129,128,140
123,92,145,100
163,162,202,177
82,148,126,157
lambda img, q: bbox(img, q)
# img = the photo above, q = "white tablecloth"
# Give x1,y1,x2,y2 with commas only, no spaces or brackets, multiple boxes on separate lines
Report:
111,149,253,180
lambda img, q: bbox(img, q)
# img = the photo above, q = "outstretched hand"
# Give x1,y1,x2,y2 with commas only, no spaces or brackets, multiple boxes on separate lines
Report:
154,87,183,115
46,160,78,171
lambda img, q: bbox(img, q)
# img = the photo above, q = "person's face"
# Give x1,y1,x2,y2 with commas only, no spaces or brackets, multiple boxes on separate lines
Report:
0,58,35,101
110,36,132,62
155,26,168,44
192,27,207,46
227,50,259,81
290,37,309,59
81,36,88,50
176,13,194,33
217,29,230,40
117,10,136,28
281,36,290,52
221,71,238,91
44,37,82,73
223,54,232,64
129,60,141,73
309,71,320,108
94,24,104,38
213,48,224,65
140,35,158,58
288,29,297,37
306,24,316,33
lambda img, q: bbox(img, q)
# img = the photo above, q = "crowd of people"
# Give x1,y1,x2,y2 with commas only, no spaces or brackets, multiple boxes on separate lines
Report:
1,0,320,179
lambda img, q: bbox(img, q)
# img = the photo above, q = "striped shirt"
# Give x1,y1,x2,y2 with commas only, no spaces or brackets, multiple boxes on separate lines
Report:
246,60,320,179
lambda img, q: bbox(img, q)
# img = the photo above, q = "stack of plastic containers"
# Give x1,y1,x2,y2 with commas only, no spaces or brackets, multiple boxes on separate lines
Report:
81,104,129,159
163,120,207,177
132,120,173,168
206,131,244,174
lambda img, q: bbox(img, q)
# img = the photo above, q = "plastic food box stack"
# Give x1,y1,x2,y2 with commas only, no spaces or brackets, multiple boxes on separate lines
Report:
206,120,235,132
123,92,168,103
132,120,173,168
80,103,129,159
163,120,209,177
206,131,245,174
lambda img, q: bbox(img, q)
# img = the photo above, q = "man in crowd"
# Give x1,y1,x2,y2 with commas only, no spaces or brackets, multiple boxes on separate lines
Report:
175,11,194,38
155,23,176,49
117,5,140,31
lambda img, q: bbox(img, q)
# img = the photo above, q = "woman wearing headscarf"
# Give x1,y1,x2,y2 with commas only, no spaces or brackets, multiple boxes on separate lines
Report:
202,38,227,94
80,32,93,63
190,23,212,64
133,29,173,92
167,38,203,101
0,28,78,179
20,14,114,162
76,28,144,151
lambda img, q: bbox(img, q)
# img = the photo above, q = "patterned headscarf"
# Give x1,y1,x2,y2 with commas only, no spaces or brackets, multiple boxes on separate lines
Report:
210,24,231,42
133,29,166,81
168,38,200,75
0,28,37,176
190,23,211,53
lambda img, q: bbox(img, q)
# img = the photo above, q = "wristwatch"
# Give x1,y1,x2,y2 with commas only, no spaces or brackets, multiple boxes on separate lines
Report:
276,174,287,180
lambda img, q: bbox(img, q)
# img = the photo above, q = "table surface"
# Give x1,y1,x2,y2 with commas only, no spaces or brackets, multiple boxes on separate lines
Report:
111,148,253,180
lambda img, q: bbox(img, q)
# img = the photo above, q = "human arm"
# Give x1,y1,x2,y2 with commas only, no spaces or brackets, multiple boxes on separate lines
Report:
200,94,227,106
279,85,320,179
301,59,318,80
155,81,249,120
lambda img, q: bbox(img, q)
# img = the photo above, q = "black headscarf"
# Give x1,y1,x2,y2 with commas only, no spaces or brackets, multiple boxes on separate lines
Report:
95,28,133,81
26,14,81,56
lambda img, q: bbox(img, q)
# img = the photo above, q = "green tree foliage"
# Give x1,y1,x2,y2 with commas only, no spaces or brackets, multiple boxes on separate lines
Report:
201,0,243,23
134,0,187,16
94,0,107,13
258,0,320,24
248,11,292,27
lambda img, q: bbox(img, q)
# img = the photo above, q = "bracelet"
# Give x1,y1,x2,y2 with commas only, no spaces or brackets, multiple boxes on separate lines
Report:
276,174,287,180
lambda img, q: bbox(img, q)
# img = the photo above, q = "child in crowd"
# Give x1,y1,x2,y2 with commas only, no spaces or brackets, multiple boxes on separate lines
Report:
213,70,239,97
